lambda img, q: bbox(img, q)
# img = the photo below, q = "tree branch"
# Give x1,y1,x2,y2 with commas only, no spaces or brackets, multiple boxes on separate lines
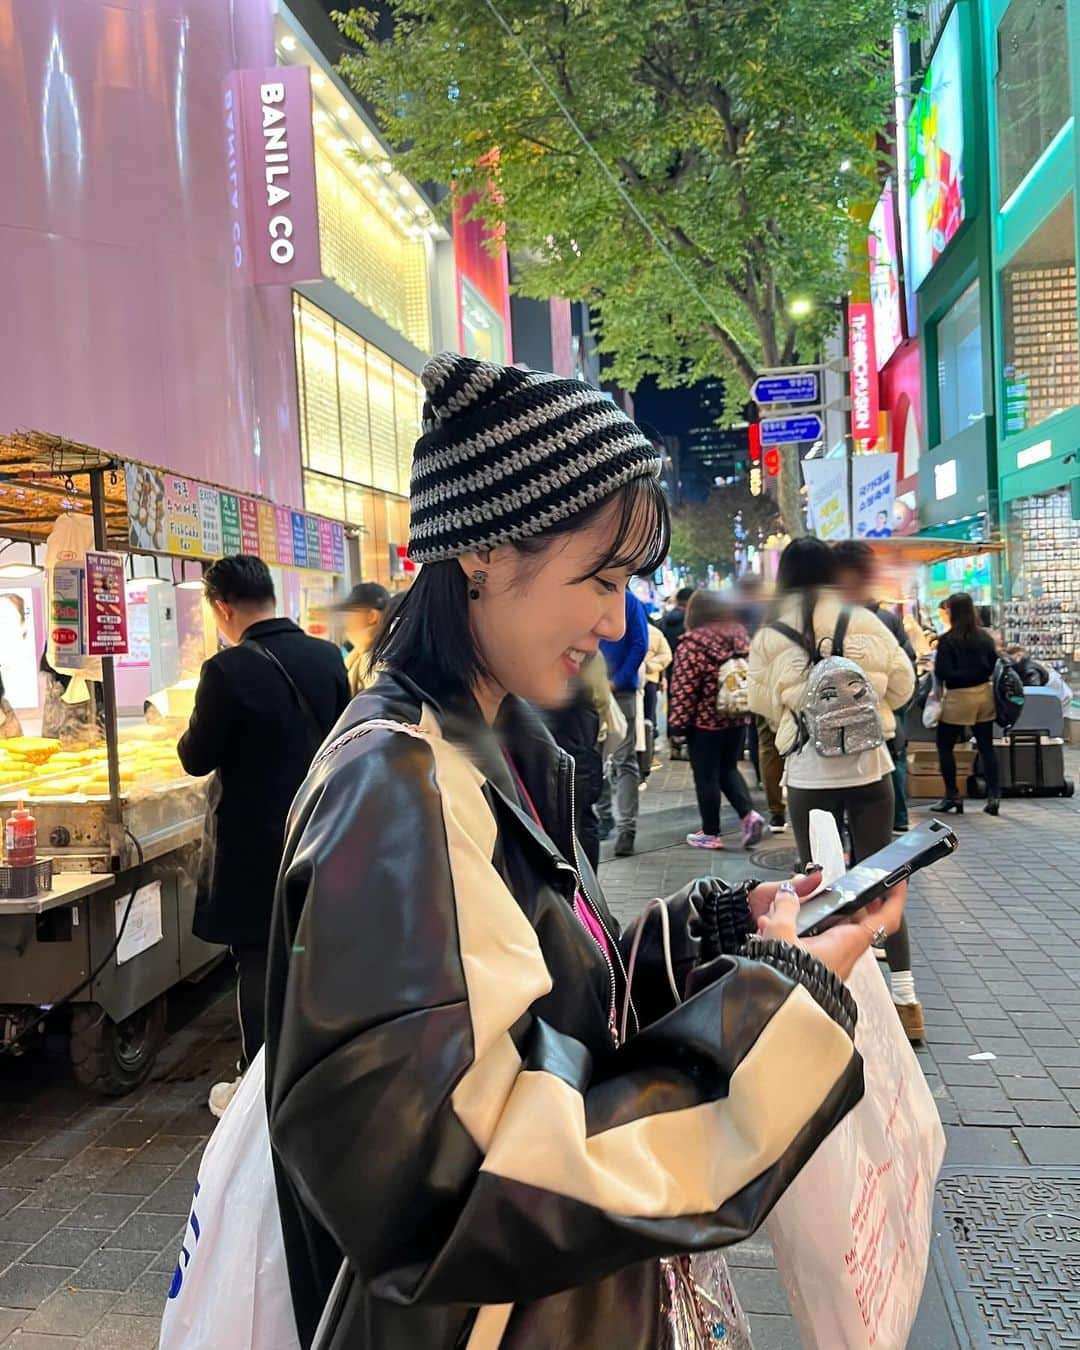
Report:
705,321,758,386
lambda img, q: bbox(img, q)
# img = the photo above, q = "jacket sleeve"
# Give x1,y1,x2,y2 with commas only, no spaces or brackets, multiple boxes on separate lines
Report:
748,628,806,752
266,722,863,1310
667,640,700,731
646,626,673,679
176,661,232,777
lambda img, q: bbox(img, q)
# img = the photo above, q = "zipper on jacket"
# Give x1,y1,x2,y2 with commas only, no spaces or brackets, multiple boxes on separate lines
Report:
564,756,637,1044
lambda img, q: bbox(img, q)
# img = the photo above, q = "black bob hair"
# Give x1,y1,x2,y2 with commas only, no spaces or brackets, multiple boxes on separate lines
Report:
373,474,670,699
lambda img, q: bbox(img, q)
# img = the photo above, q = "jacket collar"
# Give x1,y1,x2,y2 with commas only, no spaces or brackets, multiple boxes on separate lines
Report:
240,617,302,641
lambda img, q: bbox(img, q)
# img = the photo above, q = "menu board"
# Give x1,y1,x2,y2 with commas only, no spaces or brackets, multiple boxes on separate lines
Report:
85,551,129,656
238,496,260,554
164,475,201,555
257,502,278,563
274,507,294,566
122,465,347,573
220,492,242,554
291,512,308,568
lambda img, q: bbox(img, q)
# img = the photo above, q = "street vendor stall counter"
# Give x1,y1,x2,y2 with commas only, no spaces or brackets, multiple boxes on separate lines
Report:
0,430,353,1093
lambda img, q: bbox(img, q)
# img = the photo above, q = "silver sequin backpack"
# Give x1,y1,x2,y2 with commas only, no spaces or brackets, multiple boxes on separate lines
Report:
770,607,885,757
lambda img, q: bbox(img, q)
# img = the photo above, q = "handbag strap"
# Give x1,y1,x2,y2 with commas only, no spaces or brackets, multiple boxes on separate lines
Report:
832,606,852,658
243,638,324,752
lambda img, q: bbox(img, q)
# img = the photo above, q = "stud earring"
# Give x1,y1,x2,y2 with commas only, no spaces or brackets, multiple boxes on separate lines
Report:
469,570,488,600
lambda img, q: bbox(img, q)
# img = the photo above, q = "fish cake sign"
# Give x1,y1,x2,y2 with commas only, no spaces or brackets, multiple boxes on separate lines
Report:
226,66,321,286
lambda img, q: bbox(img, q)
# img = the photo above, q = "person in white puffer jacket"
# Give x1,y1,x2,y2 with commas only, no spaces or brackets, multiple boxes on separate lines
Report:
748,537,921,1041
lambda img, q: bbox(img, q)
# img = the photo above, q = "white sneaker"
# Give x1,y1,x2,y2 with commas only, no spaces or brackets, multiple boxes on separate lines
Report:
208,1077,242,1118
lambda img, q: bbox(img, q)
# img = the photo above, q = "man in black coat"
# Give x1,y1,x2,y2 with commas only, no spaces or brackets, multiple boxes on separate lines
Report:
178,555,349,1115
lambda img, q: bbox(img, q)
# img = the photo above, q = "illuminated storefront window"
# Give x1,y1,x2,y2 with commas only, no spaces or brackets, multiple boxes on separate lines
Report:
1001,197,1079,435
313,142,432,353
294,296,421,583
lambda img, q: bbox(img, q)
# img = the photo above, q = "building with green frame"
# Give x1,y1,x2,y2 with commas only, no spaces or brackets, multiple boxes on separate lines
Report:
980,0,1080,680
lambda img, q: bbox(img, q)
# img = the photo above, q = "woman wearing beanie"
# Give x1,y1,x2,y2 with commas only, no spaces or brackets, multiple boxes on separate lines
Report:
263,354,905,1350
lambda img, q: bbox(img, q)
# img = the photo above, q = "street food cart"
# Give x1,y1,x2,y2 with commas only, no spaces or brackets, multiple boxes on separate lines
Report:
864,535,1007,640
0,430,351,1092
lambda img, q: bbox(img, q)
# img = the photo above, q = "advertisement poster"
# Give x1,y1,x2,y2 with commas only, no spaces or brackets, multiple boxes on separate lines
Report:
0,589,39,709
198,484,223,557
126,464,166,552
219,492,242,554
164,475,201,555
868,181,904,369
257,502,278,564
331,523,346,573
50,565,85,658
803,460,850,541
291,512,309,568
274,506,295,566
908,7,965,290
239,496,261,554
118,584,152,668
86,551,129,657
848,302,880,443
852,454,898,538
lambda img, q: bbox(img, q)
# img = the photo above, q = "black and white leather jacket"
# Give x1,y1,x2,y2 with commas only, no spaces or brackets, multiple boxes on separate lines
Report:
264,671,863,1349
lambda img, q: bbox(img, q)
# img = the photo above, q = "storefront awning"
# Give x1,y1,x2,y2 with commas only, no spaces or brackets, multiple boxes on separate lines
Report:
865,536,1005,565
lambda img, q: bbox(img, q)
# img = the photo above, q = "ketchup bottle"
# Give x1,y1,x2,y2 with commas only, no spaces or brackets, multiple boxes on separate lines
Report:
4,801,37,867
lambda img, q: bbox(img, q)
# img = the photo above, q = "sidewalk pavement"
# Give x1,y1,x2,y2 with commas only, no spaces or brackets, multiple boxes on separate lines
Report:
0,751,1075,1346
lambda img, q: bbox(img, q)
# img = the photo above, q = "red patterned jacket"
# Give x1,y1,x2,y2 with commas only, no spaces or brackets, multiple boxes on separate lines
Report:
668,621,752,732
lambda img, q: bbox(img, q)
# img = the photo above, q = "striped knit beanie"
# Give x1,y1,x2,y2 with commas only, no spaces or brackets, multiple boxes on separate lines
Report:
407,353,662,564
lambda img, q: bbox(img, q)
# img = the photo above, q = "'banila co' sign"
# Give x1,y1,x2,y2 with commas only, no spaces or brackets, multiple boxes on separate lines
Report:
224,66,321,286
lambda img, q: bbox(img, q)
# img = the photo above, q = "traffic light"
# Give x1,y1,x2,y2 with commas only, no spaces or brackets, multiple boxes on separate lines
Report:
764,447,780,477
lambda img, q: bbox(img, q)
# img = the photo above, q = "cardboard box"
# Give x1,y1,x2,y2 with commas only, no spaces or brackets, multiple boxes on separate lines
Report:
907,772,949,800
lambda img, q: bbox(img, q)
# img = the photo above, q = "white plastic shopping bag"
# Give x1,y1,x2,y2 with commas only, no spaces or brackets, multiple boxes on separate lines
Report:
922,687,942,729
766,953,946,1349
159,1048,300,1350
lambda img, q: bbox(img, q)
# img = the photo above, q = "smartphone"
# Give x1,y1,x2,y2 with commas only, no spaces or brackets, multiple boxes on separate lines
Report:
796,819,958,938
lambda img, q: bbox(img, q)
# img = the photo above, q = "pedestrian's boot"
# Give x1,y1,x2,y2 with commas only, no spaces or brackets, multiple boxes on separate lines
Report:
614,829,635,858
895,1001,925,1043
984,796,1001,816
932,796,963,814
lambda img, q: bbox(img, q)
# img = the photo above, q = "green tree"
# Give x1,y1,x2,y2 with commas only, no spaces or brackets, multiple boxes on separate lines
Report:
669,483,781,580
335,0,897,529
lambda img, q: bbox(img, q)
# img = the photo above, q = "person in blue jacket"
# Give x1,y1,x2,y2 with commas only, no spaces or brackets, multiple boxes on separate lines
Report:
599,589,649,856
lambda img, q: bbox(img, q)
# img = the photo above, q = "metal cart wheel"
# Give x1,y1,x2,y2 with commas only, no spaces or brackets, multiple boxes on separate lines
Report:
69,994,167,1096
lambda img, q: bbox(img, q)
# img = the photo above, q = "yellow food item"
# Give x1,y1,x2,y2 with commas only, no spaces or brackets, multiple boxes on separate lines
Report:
2,737,61,764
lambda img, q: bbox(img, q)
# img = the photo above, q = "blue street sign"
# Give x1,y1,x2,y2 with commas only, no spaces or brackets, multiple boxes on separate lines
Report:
759,413,824,445
752,373,819,405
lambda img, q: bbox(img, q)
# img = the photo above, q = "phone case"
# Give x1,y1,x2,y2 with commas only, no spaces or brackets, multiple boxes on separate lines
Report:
796,819,958,938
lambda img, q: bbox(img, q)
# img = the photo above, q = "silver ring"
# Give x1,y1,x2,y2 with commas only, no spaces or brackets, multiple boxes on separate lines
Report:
777,882,799,898
862,922,888,950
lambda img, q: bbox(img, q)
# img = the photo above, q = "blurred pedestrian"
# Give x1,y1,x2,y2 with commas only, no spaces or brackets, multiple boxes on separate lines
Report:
833,540,916,833
668,589,763,851
748,537,923,1041
735,573,786,830
178,555,349,1116
599,588,649,856
660,586,694,655
933,592,1001,817
545,653,608,870
333,581,390,695
642,617,672,773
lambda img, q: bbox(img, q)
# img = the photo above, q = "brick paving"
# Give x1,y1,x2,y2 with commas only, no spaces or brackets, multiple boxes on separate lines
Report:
0,748,1074,1346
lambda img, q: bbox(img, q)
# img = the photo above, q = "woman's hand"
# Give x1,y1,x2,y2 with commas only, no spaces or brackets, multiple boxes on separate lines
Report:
754,879,909,982
747,872,821,924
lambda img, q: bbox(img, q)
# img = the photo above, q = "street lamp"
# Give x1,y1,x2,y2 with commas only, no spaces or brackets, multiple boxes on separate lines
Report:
788,297,813,319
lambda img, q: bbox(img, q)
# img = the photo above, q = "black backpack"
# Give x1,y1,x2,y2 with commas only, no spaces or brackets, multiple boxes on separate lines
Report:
992,658,1026,729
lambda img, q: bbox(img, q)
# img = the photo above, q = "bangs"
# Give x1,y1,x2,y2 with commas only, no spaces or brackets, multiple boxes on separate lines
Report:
577,475,671,581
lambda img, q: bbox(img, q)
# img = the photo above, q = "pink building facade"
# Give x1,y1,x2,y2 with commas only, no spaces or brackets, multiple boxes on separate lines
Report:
0,0,303,505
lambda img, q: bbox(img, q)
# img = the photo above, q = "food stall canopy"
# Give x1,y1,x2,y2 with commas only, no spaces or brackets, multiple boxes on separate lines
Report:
1,430,354,570
0,430,127,547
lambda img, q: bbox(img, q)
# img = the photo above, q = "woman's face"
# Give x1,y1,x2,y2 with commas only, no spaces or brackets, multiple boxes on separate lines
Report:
461,499,634,709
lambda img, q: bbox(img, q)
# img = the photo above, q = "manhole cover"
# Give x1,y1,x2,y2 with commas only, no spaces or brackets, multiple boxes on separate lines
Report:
937,1168,1080,1346
748,843,801,872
